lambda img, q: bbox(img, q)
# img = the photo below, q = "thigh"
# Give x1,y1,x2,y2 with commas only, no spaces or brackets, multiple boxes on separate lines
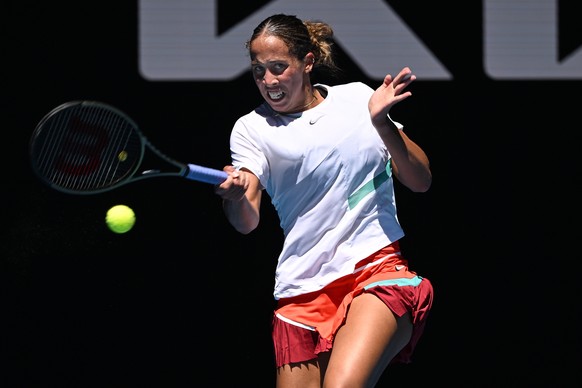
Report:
324,293,413,387
276,358,324,388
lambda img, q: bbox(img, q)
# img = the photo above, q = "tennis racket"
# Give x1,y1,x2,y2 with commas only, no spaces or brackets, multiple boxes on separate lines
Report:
30,100,228,194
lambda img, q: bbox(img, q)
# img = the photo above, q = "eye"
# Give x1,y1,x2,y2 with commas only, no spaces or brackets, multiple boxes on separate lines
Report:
252,65,265,78
271,63,288,75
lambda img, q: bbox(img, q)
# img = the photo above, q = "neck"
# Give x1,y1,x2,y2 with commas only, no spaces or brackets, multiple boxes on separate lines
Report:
300,93,318,110
287,89,319,114
272,89,320,117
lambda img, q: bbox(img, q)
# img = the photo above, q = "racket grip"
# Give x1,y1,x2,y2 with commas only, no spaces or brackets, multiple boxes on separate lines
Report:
185,164,228,184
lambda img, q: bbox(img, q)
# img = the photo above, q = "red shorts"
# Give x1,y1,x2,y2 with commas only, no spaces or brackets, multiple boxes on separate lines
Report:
271,242,433,368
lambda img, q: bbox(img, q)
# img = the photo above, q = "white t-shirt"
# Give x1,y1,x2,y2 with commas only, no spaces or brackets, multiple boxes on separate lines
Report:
230,82,405,299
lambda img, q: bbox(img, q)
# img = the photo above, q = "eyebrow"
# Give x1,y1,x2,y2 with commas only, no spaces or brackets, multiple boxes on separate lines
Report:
251,59,286,66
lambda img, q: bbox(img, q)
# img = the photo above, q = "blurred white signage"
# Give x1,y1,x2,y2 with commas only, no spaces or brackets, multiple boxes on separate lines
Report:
138,0,582,81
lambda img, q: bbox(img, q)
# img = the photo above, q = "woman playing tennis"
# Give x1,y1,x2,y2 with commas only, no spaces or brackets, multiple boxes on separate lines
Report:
215,13,434,387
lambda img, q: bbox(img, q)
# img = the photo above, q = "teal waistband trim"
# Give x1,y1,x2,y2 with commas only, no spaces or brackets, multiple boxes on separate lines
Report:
363,275,423,289
347,161,392,209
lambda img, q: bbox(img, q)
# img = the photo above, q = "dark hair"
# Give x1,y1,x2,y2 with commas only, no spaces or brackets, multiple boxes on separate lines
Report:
246,14,341,80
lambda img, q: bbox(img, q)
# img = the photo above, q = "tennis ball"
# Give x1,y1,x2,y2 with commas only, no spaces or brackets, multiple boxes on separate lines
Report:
105,204,136,234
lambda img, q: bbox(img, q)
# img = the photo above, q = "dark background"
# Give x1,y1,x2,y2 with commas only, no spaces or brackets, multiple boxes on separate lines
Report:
3,1,580,387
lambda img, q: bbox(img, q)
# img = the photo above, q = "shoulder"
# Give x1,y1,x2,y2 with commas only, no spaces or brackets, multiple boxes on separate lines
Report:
316,82,374,110
318,82,374,98
233,103,269,128
231,102,277,142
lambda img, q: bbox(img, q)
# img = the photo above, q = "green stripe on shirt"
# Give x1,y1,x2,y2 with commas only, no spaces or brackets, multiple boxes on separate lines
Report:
347,161,392,209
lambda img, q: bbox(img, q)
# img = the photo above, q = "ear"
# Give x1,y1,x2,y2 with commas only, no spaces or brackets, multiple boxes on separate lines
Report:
304,52,315,73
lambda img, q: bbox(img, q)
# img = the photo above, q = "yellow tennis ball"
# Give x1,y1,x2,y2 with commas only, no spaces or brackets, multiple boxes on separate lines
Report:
105,204,136,234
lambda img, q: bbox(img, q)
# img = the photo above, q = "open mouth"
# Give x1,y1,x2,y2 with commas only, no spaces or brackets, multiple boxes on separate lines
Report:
268,90,284,100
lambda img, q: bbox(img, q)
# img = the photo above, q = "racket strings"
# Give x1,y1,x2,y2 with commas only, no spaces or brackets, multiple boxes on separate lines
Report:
32,103,143,192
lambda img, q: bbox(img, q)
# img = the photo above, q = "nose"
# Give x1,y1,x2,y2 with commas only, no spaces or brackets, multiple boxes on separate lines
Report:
263,70,278,85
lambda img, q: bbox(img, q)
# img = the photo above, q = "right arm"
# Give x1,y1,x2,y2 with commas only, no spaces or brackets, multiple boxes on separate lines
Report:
214,166,262,234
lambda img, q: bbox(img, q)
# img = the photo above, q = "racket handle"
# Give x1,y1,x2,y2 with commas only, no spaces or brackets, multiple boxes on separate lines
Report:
185,164,228,184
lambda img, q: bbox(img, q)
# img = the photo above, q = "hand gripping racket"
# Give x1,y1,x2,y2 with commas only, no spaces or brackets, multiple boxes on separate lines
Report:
30,100,228,194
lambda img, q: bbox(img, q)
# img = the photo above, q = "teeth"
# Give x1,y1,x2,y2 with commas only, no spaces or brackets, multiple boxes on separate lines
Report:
268,90,283,100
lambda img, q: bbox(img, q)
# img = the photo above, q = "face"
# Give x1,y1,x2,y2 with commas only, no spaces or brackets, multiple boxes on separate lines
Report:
249,34,314,114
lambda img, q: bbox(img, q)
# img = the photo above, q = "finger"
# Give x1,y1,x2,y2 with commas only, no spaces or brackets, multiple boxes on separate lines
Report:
395,69,414,84
398,73,413,85
393,75,415,95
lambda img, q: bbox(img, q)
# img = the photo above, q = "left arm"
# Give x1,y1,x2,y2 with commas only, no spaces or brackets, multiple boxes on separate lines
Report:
368,67,432,193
